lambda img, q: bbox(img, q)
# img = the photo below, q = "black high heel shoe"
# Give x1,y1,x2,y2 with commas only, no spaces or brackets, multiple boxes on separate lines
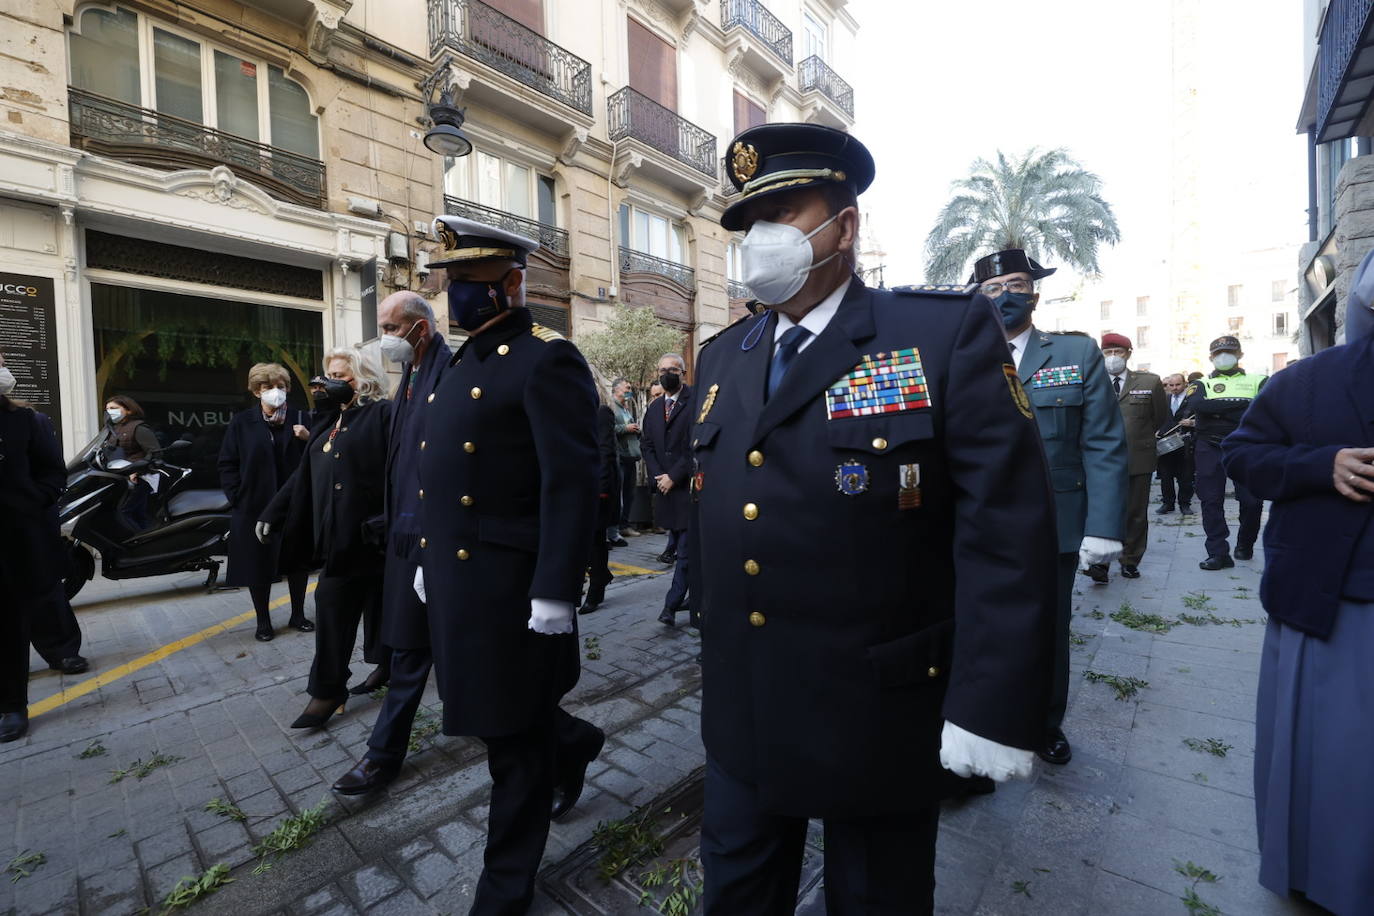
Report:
290,695,347,729
255,624,275,642
287,616,315,633
348,668,391,696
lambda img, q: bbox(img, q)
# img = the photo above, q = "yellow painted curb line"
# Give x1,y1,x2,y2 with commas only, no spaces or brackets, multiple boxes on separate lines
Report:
607,561,666,577
28,583,316,719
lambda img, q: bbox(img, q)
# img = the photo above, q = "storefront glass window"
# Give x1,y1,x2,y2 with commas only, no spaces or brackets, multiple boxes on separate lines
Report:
69,7,141,105
92,284,323,486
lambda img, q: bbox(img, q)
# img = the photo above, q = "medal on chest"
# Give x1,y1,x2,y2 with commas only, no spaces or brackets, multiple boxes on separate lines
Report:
898,464,921,510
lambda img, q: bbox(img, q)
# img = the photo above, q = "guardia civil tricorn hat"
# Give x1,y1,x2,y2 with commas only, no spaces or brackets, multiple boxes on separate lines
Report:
720,123,875,231
969,249,1057,284
429,215,539,268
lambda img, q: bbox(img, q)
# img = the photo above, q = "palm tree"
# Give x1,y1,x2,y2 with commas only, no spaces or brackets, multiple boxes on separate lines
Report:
923,148,1121,284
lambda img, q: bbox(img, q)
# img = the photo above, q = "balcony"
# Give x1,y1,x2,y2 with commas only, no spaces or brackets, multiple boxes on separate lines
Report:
608,87,718,196
68,88,326,209
721,0,792,83
429,0,593,117
727,279,751,299
798,55,854,126
620,246,695,291
443,196,569,258
1316,0,1374,141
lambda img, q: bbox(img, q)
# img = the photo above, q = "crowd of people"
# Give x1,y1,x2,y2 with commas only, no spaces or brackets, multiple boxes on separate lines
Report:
1,120,1371,915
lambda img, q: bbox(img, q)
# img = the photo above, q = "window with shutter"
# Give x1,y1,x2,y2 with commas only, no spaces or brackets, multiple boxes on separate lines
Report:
627,18,677,110
483,0,543,33
733,91,766,133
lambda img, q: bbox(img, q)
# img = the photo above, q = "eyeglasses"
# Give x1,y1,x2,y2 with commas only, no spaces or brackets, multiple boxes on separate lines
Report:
658,367,684,375
979,279,1032,297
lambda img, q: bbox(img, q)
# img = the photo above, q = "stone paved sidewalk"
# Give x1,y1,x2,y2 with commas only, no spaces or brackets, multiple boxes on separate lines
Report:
0,492,1331,915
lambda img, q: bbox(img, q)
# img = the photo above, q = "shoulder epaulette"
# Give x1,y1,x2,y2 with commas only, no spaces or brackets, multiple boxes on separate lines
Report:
892,284,974,297
530,323,564,343
1049,330,1091,338
698,312,754,350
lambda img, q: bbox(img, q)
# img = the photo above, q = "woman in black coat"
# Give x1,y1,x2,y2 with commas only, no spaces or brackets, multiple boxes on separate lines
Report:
579,380,620,614
0,356,69,742
218,362,313,641
260,348,391,728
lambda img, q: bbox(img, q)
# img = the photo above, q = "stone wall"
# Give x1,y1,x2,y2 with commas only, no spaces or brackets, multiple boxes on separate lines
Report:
1333,154,1374,341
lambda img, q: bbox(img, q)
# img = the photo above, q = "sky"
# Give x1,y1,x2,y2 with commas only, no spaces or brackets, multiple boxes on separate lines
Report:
844,0,1310,292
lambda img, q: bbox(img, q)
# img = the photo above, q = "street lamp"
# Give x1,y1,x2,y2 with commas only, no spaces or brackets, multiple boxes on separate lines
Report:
419,60,473,158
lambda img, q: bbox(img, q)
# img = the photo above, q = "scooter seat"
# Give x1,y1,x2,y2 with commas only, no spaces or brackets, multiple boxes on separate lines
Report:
167,489,231,516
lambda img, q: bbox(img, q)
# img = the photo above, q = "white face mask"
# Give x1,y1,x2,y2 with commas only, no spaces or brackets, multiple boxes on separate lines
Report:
0,367,14,396
260,387,288,408
1211,353,1238,371
741,213,841,306
106,407,124,422
379,322,423,364
1103,355,1127,375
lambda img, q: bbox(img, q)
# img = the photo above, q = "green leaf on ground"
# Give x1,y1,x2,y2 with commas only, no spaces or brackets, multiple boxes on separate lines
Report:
592,805,664,882
161,863,233,910
1011,880,1032,898
370,685,389,700
584,635,603,661
407,709,441,753
252,798,330,874
1183,737,1233,758
6,851,45,883
205,798,247,822
1110,601,1177,633
1082,671,1149,701
78,741,107,759
109,752,183,784
1181,592,1214,611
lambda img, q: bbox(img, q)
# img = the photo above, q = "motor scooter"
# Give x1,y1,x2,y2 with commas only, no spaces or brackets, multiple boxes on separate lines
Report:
58,436,231,601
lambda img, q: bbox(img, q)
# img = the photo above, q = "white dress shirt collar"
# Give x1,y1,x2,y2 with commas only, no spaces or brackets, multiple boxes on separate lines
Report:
1007,325,1035,369
773,277,851,354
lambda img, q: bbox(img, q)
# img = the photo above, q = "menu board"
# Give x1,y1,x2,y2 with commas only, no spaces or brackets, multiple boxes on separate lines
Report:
0,272,62,448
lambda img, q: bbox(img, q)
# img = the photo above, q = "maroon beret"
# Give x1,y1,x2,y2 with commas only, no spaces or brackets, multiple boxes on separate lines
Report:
1100,332,1133,350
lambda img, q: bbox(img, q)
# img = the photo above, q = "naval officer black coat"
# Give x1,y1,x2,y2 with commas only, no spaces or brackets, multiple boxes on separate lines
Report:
417,307,599,737
689,277,1058,818
641,384,693,532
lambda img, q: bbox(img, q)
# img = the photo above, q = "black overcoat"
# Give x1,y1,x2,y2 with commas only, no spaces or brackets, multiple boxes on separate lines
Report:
0,403,67,599
417,308,599,737
218,407,308,587
640,384,693,531
262,398,391,577
689,278,1058,818
594,403,619,529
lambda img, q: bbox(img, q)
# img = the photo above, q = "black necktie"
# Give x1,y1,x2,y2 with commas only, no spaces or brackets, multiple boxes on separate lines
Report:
767,326,812,400
1113,376,1122,395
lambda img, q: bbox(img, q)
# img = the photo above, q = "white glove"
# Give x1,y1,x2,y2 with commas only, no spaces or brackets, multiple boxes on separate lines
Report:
1078,535,1123,571
254,521,272,544
939,721,1035,782
528,598,575,635
413,567,426,604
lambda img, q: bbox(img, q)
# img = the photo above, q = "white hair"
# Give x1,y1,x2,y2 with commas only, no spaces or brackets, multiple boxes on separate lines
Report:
324,347,386,401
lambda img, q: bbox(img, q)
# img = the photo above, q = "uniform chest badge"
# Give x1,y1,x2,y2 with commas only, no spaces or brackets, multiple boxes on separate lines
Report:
697,383,719,424
898,464,921,510
835,461,869,496
1030,365,1083,388
825,348,931,420
1212,382,1226,393
1004,364,1032,419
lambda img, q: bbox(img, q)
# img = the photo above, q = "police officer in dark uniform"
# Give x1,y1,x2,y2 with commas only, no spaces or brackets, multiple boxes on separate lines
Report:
333,291,451,795
691,123,1058,914
416,216,605,913
1181,335,1266,569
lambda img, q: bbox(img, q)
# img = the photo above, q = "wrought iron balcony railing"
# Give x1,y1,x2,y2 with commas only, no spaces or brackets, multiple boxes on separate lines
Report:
727,279,751,299
608,87,718,178
444,196,569,257
798,55,854,119
68,88,326,208
720,156,740,197
429,0,593,116
619,246,696,289
720,0,792,66
1317,0,1374,140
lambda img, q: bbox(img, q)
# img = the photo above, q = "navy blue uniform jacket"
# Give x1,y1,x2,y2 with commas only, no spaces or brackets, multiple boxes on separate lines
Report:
417,308,599,737
0,403,67,599
689,279,1058,818
1222,333,1374,638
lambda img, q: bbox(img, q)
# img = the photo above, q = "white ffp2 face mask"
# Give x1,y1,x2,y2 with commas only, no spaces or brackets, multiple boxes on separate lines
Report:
741,213,841,305
260,387,288,408
0,367,14,396
1103,355,1127,375
1211,353,1238,371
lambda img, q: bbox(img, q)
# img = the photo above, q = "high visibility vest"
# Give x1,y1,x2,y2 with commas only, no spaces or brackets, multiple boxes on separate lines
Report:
1196,372,1263,404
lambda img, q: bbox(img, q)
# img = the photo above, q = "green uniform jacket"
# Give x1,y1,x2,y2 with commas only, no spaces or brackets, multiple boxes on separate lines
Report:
1018,327,1128,554
1116,368,1170,476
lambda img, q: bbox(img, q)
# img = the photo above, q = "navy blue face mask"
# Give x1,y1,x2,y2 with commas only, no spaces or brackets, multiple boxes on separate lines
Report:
448,273,512,331
992,291,1037,330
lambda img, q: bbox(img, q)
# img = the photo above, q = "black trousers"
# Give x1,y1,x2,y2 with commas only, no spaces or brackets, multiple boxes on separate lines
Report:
0,584,31,714
307,572,385,699
1157,446,1195,509
664,530,689,613
1048,551,1078,731
365,645,432,766
472,707,603,914
28,582,84,667
587,526,612,596
1194,439,1262,558
701,755,939,915
618,457,638,527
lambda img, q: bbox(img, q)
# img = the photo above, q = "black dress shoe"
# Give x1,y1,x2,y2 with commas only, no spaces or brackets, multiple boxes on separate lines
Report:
0,712,28,743
288,616,315,633
941,770,997,799
1084,563,1110,584
657,608,677,627
290,695,347,729
1180,505,1195,515
1120,565,1141,579
255,625,275,642
608,537,628,548
578,598,602,615
552,729,606,821
1234,546,1254,561
656,550,678,565
1038,728,1072,765
332,757,401,796
1155,505,1175,515
50,655,90,675
1199,555,1235,571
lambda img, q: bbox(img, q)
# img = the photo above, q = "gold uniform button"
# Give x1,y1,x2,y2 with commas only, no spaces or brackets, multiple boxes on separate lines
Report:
419,489,425,500
872,437,888,451
464,441,476,453
457,549,470,560
748,450,764,467
420,440,427,450
470,387,482,399
427,393,435,403
743,503,759,520
744,559,760,576
420,537,427,548
460,495,474,506
334,483,342,490
927,666,941,678
497,344,510,356
749,611,766,628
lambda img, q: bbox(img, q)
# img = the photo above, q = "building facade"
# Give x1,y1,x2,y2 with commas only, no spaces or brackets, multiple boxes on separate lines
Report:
0,0,859,469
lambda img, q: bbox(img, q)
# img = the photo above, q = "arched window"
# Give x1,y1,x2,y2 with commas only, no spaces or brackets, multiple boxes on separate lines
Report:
69,6,140,105
269,66,319,159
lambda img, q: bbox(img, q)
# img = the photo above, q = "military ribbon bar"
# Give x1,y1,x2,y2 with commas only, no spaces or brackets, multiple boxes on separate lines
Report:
1030,365,1083,388
825,347,931,420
